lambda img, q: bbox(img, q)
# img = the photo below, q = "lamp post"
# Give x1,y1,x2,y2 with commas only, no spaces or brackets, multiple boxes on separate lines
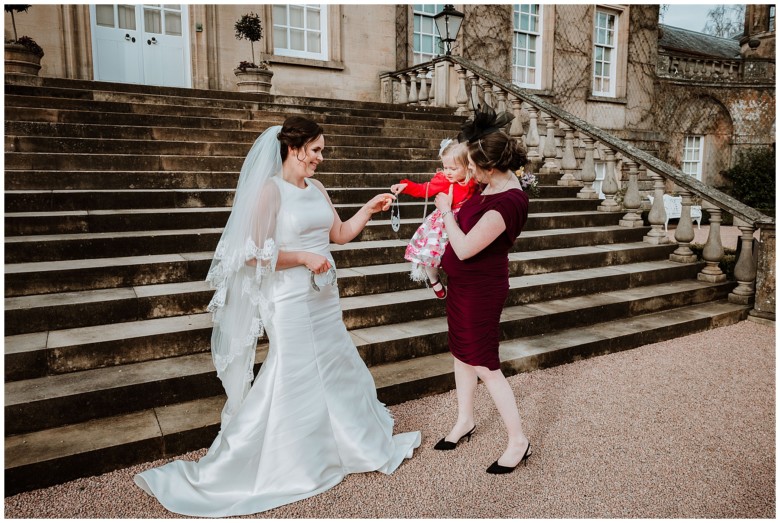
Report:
434,4,465,56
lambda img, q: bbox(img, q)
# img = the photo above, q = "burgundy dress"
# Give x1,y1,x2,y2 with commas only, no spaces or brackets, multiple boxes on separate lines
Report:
440,188,530,370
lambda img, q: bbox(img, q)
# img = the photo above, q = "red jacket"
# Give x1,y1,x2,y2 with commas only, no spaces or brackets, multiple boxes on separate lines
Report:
400,171,477,209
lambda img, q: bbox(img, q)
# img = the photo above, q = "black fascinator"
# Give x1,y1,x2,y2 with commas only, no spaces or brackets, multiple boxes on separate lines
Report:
458,103,515,143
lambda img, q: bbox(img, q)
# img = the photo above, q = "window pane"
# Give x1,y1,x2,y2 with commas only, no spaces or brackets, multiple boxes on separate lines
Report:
274,27,287,47
413,33,420,49
118,5,136,30
165,12,182,36
163,5,181,10
144,8,162,34
414,16,420,32
595,62,602,76
290,6,304,28
422,34,433,53
595,46,603,61
96,5,114,27
273,5,287,24
422,17,433,33
603,48,611,63
290,29,305,50
307,31,320,53
520,14,529,31
528,69,535,83
308,9,320,30
528,49,536,67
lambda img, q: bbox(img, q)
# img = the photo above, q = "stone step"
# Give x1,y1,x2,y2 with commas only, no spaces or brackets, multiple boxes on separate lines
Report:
5,120,458,145
5,90,464,123
5,169,573,193
4,299,749,495
5,256,698,378
6,131,445,152
4,212,628,263
4,226,648,297
4,104,463,134
4,79,460,117
5,199,597,232
5,137,441,162
4,152,443,174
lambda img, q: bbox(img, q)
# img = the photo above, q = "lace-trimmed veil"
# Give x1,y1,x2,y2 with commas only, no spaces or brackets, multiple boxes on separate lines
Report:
206,125,283,426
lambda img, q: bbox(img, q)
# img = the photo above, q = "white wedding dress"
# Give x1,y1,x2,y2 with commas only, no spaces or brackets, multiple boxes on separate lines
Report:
134,176,421,517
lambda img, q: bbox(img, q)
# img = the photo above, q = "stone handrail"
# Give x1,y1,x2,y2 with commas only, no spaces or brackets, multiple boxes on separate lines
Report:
381,54,774,317
657,51,776,84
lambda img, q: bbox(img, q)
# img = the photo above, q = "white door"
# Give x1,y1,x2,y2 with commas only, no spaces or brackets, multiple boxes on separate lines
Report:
90,4,191,88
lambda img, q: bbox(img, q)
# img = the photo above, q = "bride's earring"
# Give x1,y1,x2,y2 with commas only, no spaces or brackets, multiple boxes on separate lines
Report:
390,197,401,232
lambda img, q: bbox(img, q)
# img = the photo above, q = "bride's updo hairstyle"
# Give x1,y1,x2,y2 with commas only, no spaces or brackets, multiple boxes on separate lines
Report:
467,131,527,173
278,116,324,161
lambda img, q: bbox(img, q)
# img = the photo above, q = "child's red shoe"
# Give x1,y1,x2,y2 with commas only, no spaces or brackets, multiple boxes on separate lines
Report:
430,280,447,299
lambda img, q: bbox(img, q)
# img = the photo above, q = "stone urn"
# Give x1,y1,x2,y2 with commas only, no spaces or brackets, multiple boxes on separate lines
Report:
5,43,42,76
234,66,273,94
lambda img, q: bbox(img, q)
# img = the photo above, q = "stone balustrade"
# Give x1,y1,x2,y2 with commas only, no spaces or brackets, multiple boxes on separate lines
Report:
380,55,775,315
657,52,776,84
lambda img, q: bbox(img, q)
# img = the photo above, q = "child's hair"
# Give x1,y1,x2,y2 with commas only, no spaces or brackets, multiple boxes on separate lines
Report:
439,139,471,181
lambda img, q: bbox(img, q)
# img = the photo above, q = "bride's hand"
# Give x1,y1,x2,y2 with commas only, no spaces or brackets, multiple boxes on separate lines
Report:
365,193,396,214
303,252,331,274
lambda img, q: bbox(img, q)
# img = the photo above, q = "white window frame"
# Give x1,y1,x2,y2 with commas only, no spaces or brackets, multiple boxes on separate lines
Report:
769,5,775,32
682,135,704,181
273,4,328,61
512,4,543,89
592,8,618,97
413,4,444,64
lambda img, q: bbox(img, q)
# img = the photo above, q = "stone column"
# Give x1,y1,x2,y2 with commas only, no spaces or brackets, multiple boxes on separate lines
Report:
697,201,726,282
669,190,697,263
408,72,419,105
729,218,758,305
539,114,560,174
398,74,409,104
644,171,670,244
455,65,469,115
577,134,598,199
597,147,620,212
750,221,776,322
557,123,579,186
619,160,643,227
509,95,525,144
494,87,507,114
524,103,541,161
467,70,480,110
417,68,429,106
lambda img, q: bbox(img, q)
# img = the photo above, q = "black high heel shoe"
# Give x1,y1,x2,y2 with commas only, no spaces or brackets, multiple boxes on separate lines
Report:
486,441,532,474
433,425,476,450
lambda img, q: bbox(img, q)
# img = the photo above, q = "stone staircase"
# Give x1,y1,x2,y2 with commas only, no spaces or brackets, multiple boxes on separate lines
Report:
4,78,751,496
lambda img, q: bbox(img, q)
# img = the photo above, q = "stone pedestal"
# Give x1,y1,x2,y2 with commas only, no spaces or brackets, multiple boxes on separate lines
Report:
234,68,273,93
749,221,775,322
5,44,42,76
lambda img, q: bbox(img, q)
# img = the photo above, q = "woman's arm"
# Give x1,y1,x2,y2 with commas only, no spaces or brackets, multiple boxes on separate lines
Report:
435,190,506,260
309,179,394,245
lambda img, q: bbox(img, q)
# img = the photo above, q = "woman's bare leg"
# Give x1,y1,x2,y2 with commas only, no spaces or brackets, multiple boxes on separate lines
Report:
475,366,530,466
444,357,478,441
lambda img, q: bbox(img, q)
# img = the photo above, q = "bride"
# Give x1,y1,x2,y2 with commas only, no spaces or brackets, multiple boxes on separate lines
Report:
134,116,421,517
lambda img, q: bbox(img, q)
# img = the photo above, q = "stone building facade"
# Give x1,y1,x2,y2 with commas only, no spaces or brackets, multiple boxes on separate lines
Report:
4,4,775,189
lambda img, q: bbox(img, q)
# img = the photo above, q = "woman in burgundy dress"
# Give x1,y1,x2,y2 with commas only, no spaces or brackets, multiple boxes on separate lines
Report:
433,106,532,474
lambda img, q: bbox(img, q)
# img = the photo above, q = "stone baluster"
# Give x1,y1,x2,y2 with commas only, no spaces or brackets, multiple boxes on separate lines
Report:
577,134,598,199
697,201,726,282
494,87,507,114
428,66,436,106
466,70,480,110
597,147,620,212
509,95,525,143
398,74,409,104
728,218,757,304
619,160,643,227
479,78,494,107
417,68,429,106
524,103,541,161
643,170,670,243
669,190,697,263
455,66,469,115
557,122,579,186
751,222,776,322
407,72,419,105
539,114,560,174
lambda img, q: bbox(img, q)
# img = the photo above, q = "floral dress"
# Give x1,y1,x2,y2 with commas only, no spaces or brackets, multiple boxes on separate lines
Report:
398,172,477,281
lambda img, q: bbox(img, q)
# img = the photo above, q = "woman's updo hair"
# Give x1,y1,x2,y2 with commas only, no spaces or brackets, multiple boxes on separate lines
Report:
467,131,527,173
278,116,324,161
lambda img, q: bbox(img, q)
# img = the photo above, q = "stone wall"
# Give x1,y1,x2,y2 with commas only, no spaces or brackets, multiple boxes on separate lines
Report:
460,5,512,78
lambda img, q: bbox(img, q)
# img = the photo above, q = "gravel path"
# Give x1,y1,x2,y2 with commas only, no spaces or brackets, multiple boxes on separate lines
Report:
5,320,775,519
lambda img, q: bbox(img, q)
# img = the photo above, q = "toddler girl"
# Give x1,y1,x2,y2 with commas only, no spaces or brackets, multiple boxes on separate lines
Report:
391,139,476,299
